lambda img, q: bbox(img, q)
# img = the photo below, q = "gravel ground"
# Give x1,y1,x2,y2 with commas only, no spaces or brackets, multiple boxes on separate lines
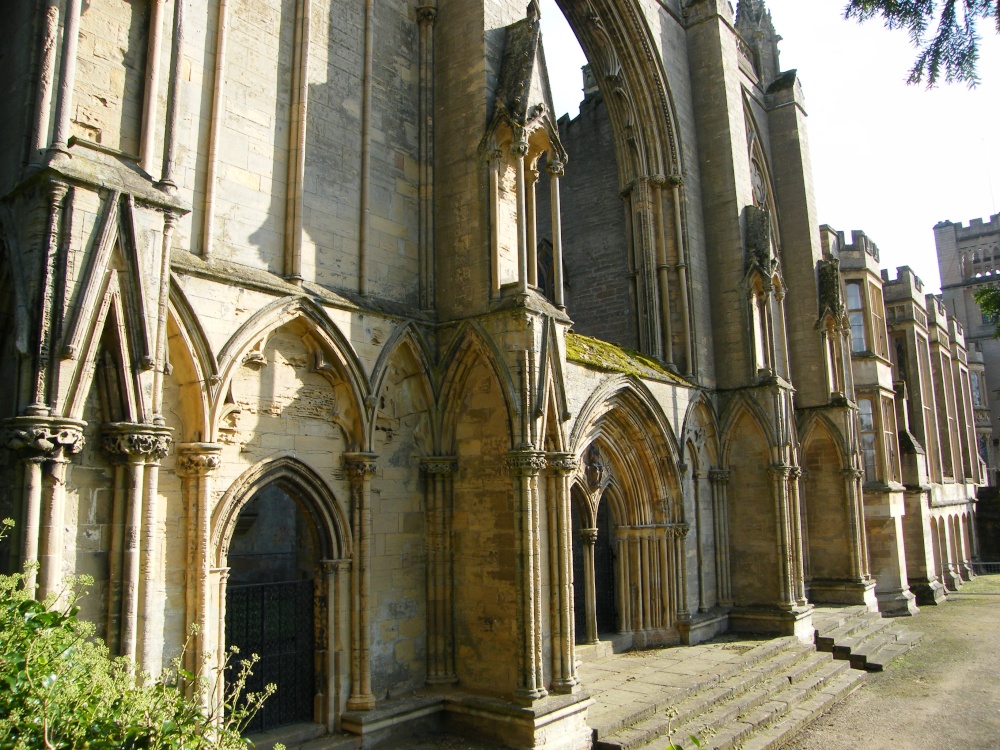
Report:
781,573,1000,750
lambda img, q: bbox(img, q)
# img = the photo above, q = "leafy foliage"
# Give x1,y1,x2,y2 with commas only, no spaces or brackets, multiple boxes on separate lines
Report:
0,519,279,750
845,0,1000,86
974,285,1000,334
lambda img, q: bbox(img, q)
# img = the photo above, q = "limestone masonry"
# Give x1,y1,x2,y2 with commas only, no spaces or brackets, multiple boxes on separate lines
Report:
0,0,984,747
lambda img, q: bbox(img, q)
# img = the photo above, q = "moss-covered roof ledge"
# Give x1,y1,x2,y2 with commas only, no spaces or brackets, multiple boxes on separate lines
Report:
565,333,691,386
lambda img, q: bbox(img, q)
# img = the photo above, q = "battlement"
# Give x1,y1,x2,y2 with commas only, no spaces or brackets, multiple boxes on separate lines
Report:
934,213,1000,236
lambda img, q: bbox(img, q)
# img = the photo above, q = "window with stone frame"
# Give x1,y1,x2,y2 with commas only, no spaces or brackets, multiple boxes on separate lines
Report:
971,371,983,407
868,283,889,358
881,395,900,483
846,281,867,353
858,398,879,482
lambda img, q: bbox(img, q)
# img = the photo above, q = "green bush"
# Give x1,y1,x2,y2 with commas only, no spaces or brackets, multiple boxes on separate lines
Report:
0,520,278,750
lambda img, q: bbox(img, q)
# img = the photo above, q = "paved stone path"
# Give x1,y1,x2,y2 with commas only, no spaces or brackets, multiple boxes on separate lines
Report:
780,573,1000,750
401,576,1000,749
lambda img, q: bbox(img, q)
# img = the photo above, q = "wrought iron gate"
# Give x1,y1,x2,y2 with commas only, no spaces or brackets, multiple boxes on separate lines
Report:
594,501,617,634
225,579,315,733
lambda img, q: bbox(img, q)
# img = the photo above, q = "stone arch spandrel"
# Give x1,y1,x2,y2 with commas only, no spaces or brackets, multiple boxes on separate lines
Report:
211,297,370,449
164,311,210,444
723,405,780,607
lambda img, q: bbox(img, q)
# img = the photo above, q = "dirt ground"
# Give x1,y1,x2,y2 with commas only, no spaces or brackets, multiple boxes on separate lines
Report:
392,575,1000,749
781,573,1000,750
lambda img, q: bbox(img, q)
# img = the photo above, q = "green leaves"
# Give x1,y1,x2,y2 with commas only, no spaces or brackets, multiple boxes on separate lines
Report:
845,0,999,86
0,527,272,750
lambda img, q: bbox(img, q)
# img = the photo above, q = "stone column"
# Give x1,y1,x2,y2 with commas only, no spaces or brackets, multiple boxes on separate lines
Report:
417,4,436,310
526,167,539,288
102,423,172,667
692,471,705,612
673,524,690,622
547,453,578,692
30,182,68,415
49,0,82,155
547,161,566,308
176,443,222,675
769,465,795,608
580,527,599,645
344,452,377,710
420,456,458,685
0,418,85,598
651,175,674,368
506,450,547,701
512,140,530,297
708,469,732,606
488,149,502,298
788,468,808,606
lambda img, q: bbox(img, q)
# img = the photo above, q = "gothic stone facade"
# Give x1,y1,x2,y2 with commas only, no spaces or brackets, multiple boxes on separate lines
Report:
0,0,981,748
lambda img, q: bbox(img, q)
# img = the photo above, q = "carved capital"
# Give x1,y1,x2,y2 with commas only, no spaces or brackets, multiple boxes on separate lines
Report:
175,443,223,476
344,452,378,481
546,161,565,178
47,180,68,206
667,523,689,539
842,468,865,480
510,140,529,158
506,450,547,475
708,468,730,484
1,417,86,459
580,527,599,545
768,464,792,480
102,423,172,462
788,467,802,480
416,5,437,23
667,172,684,187
547,452,577,475
420,456,458,475
487,148,503,168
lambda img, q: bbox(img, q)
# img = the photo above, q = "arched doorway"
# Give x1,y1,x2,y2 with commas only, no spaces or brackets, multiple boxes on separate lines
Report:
225,484,318,733
572,491,616,643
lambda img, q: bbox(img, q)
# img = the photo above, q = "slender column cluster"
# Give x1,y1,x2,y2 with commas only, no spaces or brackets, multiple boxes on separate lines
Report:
580,527,599,645
506,450,547,701
344,452,377,710
1,418,86,597
417,4,437,310
420,456,458,685
708,468,732,606
102,423,172,668
175,443,222,675
547,453,578,692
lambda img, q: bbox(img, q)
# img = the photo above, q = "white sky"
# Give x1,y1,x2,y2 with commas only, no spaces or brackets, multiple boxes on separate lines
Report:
538,0,1000,293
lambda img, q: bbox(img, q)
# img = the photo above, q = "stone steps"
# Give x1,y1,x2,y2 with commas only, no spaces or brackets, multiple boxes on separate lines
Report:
814,605,922,672
248,723,360,750
592,640,826,750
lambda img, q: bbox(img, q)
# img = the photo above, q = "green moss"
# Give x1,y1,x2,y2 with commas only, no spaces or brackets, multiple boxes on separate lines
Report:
565,333,689,385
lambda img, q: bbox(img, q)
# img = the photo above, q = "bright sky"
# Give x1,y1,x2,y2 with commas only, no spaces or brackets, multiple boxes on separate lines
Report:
538,0,1000,293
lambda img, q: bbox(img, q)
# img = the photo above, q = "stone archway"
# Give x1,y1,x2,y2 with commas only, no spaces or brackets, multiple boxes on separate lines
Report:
225,483,319,733
571,488,617,644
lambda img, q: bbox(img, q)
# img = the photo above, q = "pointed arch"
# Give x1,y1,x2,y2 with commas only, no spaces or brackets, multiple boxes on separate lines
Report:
719,394,777,461
680,391,721,468
212,296,370,446
437,322,519,450
367,320,438,455
212,453,352,566
798,411,851,469
570,375,682,526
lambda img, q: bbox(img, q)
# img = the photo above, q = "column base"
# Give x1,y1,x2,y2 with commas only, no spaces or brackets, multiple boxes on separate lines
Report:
550,677,581,695
678,608,729,645
943,568,963,591
807,578,878,611
346,693,376,711
446,691,593,750
961,562,975,581
728,604,814,644
909,577,948,606
875,587,919,617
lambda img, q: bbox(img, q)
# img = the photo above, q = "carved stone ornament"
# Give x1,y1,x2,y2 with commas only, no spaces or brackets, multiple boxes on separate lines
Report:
1,417,86,457
584,444,605,489
580,527,599,544
416,5,437,23
176,443,223,475
505,451,547,475
744,204,772,269
420,457,458,475
670,523,690,539
547,452,578,475
708,468,731,483
101,423,172,461
344,452,378,480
